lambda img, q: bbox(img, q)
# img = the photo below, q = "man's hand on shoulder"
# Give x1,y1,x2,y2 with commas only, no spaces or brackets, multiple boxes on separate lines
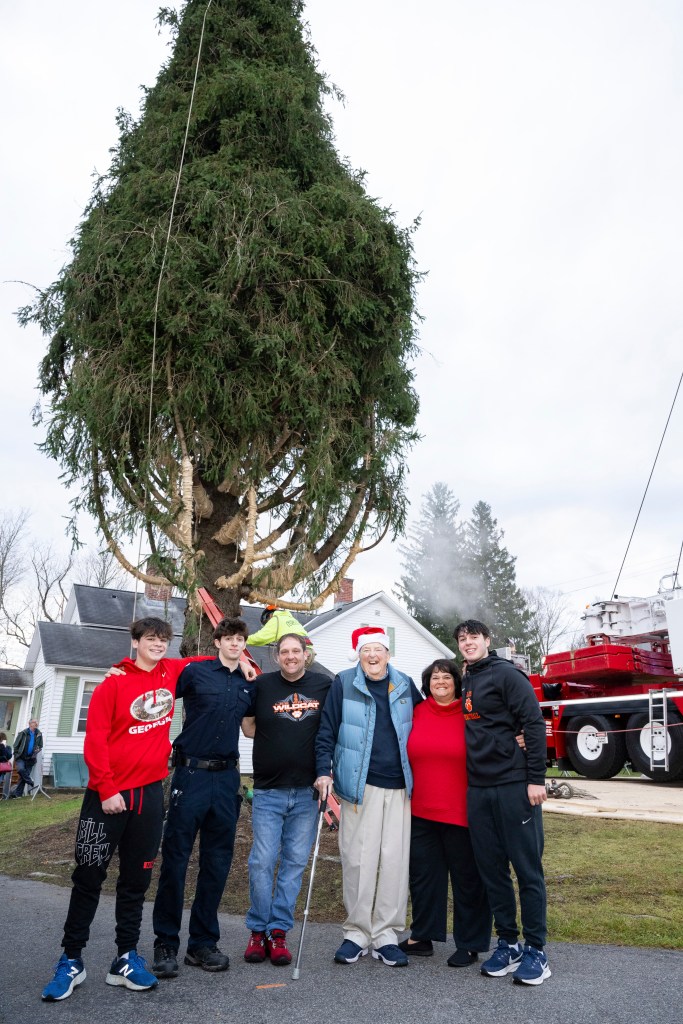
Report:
240,656,257,682
101,793,126,814
104,666,126,678
527,783,547,806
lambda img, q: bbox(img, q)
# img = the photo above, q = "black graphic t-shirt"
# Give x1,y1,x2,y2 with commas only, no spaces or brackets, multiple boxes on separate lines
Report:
252,670,331,789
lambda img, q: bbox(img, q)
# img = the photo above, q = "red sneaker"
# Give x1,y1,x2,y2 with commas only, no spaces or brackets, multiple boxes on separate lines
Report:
267,930,292,966
244,931,267,963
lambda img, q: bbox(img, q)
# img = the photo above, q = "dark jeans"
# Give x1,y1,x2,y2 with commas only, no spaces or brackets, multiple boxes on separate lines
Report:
467,781,547,950
62,783,164,957
153,765,241,952
13,756,36,796
408,816,492,951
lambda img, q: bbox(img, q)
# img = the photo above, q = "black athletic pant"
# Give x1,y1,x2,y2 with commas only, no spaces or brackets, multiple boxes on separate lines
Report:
408,816,492,951
62,782,164,958
467,781,547,950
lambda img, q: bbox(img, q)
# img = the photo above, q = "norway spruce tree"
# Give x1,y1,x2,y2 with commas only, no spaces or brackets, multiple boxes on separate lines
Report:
396,483,464,648
20,0,420,640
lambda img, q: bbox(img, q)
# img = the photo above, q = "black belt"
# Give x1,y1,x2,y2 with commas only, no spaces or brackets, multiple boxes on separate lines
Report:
173,755,238,771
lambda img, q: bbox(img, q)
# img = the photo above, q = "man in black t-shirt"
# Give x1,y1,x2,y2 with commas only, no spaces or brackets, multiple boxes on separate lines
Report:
241,632,331,967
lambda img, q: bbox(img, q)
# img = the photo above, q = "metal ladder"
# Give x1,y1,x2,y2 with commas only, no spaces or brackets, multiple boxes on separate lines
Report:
647,689,669,773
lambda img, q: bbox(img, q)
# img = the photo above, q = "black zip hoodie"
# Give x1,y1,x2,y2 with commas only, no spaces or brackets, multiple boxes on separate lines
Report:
462,650,546,787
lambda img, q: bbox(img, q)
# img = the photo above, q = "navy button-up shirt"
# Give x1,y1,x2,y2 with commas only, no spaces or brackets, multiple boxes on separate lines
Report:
174,658,255,760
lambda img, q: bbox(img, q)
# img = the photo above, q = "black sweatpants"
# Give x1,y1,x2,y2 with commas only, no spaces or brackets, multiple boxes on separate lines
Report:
61,783,164,958
408,816,492,951
467,781,547,950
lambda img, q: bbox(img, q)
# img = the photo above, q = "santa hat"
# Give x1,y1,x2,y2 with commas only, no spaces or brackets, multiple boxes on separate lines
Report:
349,626,391,660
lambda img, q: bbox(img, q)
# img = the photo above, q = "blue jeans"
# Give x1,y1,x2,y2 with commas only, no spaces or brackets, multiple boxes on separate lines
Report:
246,786,319,934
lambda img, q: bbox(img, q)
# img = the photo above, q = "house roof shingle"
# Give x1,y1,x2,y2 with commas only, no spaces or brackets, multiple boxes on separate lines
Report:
0,667,33,688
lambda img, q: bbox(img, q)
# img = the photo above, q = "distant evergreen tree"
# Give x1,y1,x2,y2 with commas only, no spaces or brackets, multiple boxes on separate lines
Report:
395,483,464,648
462,501,531,648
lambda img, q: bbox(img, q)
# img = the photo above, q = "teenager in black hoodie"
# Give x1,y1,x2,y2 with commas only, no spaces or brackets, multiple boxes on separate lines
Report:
455,619,550,986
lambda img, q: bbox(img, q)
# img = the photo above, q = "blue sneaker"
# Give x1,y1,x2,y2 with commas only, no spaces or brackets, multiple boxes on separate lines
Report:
481,939,523,976
41,954,86,1001
334,939,368,964
513,945,551,985
105,950,158,990
372,944,409,967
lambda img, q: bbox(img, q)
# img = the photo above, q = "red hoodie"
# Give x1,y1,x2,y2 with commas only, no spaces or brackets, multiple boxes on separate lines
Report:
84,655,208,801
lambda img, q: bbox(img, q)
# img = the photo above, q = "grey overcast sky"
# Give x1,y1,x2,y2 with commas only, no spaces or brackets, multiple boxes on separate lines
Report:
1,0,681,633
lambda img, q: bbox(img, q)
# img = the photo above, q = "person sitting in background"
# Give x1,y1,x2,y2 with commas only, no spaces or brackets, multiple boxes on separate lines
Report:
400,659,492,967
0,732,13,800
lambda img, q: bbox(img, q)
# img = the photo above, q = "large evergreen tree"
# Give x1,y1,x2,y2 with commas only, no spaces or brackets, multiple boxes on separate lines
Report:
395,483,463,648
19,0,420,643
463,501,530,648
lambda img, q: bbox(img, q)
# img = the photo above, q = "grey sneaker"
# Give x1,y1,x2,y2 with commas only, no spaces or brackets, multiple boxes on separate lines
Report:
152,943,179,979
184,945,230,972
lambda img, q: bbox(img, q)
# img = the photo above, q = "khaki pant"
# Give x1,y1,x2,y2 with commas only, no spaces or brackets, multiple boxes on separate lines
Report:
338,784,411,949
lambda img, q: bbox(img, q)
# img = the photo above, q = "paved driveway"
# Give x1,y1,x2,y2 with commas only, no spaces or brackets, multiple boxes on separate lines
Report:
2,874,681,1024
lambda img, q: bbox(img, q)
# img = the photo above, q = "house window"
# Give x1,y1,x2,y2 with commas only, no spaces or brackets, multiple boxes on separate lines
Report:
77,681,98,733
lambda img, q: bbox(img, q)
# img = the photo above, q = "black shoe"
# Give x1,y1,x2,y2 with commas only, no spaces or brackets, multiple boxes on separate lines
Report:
184,946,229,972
447,949,479,967
398,938,434,957
152,944,179,979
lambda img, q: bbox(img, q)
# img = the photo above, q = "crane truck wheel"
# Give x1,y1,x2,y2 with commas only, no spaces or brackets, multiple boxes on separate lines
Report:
624,712,683,781
565,715,627,779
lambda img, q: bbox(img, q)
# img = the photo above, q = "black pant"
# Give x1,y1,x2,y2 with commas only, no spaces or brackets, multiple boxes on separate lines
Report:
409,816,492,950
62,783,164,958
467,781,547,950
153,765,241,952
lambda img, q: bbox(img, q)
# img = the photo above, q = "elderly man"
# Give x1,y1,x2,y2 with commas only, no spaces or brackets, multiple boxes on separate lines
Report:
241,633,331,966
10,718,43,798
315,626,422,967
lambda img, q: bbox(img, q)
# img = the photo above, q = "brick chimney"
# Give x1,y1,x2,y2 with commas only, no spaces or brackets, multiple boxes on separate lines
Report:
144,562,173,604
334,577,354,605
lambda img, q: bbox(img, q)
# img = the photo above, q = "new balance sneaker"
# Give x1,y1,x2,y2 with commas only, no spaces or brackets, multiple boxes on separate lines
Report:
480,939,523,977
372,944,409,967
267,930,292,966
41,954,86,1001
105,950,158,990
334,939,369,964
184,945,230,972
152,943,179,979
244,930,268,963
513,945,551,985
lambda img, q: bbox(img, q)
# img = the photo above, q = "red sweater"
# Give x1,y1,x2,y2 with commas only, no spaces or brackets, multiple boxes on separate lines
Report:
84,656,205,801
407,696,469,827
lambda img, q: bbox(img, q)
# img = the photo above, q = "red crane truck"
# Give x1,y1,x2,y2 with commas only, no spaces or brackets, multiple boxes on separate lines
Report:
525,586,683,782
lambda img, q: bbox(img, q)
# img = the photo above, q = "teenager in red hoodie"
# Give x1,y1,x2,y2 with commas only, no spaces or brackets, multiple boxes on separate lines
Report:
41,616,201,1002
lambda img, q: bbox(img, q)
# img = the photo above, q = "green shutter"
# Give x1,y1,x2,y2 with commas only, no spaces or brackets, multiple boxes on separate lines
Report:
31,684,45,723
57,676,80,736
169,697,184,742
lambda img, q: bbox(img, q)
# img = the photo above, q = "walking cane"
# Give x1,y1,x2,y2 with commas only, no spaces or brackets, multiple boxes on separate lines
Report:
291,796,327,980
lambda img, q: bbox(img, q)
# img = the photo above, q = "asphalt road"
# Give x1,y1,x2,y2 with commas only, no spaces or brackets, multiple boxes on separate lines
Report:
2,874,681,1024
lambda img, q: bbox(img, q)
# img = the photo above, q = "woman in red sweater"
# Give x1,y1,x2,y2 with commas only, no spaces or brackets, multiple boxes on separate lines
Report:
400,659,492,966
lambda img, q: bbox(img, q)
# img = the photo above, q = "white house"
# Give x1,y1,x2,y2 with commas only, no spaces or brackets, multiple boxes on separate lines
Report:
22,579,453,783
0,667,33,746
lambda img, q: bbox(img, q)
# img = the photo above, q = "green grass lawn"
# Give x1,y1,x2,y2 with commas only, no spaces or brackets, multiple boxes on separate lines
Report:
1,790,681,950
